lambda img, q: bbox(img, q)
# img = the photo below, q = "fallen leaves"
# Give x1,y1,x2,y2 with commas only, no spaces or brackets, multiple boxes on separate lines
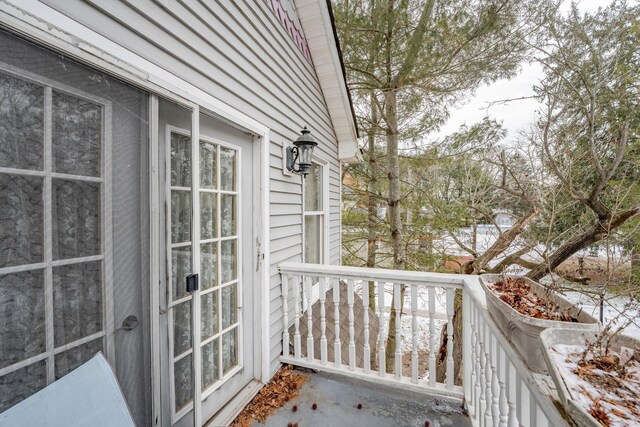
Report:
568,352,640,426
230,365,307,427
587,397,612,427
491,277,577,322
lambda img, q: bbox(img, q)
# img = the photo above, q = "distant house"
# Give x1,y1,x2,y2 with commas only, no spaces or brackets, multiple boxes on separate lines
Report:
493,209,517,230
0,1,358,426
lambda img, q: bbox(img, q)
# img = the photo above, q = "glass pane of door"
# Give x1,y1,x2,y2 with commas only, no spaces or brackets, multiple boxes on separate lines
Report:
0,270,45,369
0,69,109,414
0,73,44,170
168,126,194,419
0,174,43,267
198,130,241,396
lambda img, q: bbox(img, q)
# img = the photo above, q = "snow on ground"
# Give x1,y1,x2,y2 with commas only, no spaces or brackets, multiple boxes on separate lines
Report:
378,312,447,353
434,224,626,261
354,282,449,353
563,291,640,340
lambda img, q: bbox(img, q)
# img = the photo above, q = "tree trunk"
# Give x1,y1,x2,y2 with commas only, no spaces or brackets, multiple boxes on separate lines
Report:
384,87,405,372
366,91,378,311
385,286,406,372
631,238,639,282
466,208,538,274
380,0,436,374
435,289,463,385
527,206,640,281
385,86,403,267
472,219,477,254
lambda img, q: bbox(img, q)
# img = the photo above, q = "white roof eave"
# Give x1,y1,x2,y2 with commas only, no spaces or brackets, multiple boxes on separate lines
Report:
295,0,360,163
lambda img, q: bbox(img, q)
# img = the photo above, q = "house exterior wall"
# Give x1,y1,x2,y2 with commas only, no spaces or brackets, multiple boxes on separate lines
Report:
35,0,342,378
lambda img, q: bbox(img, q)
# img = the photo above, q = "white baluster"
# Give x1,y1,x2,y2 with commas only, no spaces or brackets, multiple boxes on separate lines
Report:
378,281,386,377
394,284,402,379
506,359,518,427
446,288,454,390
282,273,290,357
320,277,328,365
475,303,484,425
469,299,477,418
490,333,500,427
428,287,436,387
333,279,341,368
411,285,418,383
348,280,356,371
477,309,487,427
519,377,530,427
484,323,493,427
363,281,371,374
463,291,472,411
306,276,314,362
294,276,301,359
498,347,509,427
529,392,538,427
535,405,547,427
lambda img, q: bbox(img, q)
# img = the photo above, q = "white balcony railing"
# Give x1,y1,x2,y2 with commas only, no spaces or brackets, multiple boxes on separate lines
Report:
278,263,571,427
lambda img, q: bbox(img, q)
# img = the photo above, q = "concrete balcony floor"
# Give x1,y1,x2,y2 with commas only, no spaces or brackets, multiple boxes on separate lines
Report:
252,370,471,427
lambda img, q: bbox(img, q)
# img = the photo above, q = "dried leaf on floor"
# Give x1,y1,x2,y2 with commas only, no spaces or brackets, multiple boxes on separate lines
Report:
230,365,307,427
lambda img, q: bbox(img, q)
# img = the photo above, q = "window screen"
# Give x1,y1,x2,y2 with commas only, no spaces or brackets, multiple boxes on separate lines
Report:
0,29,149,425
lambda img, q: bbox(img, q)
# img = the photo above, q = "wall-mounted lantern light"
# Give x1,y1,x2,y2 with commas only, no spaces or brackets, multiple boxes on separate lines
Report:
286,126,317,176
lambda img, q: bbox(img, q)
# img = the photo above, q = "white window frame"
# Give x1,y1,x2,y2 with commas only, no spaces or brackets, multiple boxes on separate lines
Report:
302,156,329,266
302,156,329,306
0,62,114,386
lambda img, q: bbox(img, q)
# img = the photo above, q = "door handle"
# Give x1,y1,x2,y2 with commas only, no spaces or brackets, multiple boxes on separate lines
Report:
186,273,198,293
121,315,138,331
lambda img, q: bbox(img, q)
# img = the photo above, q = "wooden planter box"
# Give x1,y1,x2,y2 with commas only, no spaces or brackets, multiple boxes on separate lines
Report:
479,274,599,373
539,328,640,427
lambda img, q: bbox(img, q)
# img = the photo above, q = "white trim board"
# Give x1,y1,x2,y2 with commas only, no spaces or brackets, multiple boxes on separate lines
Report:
0,0,269,137
294,0,359,162
148,94,161,427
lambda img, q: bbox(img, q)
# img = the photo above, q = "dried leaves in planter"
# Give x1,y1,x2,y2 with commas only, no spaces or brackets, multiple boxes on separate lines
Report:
587,396,611,426
491,277,577,322
230,365,307,427
572,333,640,426
552,324,640,427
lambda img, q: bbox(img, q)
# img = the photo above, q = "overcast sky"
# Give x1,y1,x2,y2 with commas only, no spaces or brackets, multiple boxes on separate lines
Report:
434,0,612,141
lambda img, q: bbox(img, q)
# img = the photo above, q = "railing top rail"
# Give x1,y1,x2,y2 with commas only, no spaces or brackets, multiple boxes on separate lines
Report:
278,262,467,289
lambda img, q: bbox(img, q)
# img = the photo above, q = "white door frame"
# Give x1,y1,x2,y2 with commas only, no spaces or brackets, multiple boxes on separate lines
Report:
151,91,269,427
0,3,272,426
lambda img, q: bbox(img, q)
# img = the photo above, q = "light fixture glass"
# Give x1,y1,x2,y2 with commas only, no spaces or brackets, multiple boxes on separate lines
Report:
286,127,317,176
